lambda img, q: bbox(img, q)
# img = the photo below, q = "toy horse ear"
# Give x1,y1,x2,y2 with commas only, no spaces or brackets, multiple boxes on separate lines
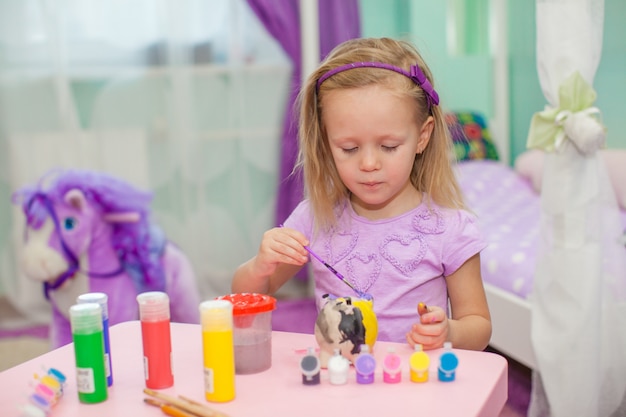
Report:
64,189,87,211
103,212,141,223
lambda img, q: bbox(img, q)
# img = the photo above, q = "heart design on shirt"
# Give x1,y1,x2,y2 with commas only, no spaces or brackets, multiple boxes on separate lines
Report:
380,233,427,276
412,207,445,234
345,252,382,293
325,228,358,265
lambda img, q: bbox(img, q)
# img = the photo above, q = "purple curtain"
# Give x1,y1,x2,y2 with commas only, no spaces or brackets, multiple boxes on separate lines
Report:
246,0,361,227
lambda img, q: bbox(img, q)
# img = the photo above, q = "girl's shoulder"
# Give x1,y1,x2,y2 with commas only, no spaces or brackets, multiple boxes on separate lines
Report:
420,197,477,224
283,200,314,235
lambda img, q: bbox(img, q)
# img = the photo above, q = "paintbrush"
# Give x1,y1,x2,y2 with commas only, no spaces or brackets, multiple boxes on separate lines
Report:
143,388,230,417
303,245,364,297
279,224,365,298
144,397,198,417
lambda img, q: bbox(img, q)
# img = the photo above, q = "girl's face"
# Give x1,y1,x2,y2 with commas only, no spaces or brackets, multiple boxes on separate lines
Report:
322,85,433,220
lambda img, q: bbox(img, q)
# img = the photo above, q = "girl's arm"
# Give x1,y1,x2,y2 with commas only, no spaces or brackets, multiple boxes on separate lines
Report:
231,227,309,295
445,253,492,350
406,254,492,351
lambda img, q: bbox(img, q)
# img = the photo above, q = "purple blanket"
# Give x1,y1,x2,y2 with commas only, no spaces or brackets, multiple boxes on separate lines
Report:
457,160,626,299
457,160,541,299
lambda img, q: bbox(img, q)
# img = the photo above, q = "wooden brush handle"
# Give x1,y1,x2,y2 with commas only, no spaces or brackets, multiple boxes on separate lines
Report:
143,388,229,417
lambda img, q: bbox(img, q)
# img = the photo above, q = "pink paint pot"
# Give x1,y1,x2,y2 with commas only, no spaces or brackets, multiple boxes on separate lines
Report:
215,293,276,374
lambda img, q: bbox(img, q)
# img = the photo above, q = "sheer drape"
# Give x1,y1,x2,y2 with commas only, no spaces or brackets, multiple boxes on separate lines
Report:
0,0,291,326
527,0,626,415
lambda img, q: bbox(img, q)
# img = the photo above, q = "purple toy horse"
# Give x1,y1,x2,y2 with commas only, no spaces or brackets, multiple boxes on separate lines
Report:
13,169,201,348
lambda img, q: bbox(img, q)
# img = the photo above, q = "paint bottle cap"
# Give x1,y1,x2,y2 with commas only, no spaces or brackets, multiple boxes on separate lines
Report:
300,347,321,385
354,344,376,384
77,292,109,319
69,303,103,334
382,347,402,373
47,368,67,385
438,346,458,382
137,291,170,322
301,351,320,376
28,393,52,413
34,383,56,404
409,344,430,372
327,349,350,385
19,403,47,417
39,374,62,394
200,299,233,331
355,353,376,374
439,351,459,371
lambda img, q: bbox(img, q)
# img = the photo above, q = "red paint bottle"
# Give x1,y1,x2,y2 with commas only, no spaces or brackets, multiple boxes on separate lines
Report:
137,291,173,389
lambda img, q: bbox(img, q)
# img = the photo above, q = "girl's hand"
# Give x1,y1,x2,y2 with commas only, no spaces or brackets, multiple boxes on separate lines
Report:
405,303,448,350
251,226,309,278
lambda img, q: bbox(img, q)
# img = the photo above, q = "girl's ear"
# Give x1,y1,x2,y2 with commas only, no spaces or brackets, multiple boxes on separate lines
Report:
63,189,87,211
416,116,434,154
103,212,141,223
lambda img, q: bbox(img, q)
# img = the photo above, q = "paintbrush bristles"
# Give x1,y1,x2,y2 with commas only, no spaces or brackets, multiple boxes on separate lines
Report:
144,397,164,407
143,396,198,417
143,388,229,417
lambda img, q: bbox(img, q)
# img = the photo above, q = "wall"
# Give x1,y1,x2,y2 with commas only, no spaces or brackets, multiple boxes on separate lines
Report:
361,0,493,128
361,0,626,163
509,0,626,158
596,0,626,149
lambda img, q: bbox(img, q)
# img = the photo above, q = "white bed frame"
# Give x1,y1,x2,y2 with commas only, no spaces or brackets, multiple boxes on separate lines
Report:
485,283,536,369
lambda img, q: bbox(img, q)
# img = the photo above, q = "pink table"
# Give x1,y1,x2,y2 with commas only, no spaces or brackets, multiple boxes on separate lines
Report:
0,321,507,417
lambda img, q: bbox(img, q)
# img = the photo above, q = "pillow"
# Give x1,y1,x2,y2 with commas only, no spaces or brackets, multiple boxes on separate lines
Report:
446,111,499,162
513,149,545,192
515,148,626,210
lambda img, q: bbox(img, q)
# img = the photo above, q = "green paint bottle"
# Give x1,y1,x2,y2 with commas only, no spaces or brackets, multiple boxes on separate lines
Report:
70,303,108,404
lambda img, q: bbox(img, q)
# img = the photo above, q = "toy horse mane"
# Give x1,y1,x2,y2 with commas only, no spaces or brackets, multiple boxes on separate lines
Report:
13,169,166,293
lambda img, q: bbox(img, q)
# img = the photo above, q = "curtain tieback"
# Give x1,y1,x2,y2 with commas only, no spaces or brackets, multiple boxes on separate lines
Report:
526,71,606,156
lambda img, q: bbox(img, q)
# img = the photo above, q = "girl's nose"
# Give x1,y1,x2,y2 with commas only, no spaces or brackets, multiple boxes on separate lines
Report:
360,149,381,171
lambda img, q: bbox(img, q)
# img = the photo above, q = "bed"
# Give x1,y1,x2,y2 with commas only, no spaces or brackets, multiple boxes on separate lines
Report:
456,159,539,369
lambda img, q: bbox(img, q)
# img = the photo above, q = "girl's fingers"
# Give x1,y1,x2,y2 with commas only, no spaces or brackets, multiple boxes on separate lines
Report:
417,302,429,316
417,303,443,324
406,330,439,350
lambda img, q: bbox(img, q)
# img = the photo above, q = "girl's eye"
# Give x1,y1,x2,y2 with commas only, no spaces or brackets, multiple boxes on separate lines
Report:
63,217,78,231
382,145,398,151
342,147,358,154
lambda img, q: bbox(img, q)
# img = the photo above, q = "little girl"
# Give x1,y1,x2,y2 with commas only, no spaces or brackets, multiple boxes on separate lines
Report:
232,37,491,350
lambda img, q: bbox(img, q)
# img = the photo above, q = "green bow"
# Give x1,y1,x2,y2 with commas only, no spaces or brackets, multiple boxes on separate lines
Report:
526,71,601,152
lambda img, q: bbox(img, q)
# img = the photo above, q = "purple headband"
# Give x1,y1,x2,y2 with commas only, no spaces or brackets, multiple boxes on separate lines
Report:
316,61,439,107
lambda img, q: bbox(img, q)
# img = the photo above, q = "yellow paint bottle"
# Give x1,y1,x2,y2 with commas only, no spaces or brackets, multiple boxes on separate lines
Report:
200,300,235,402
409,344,430,383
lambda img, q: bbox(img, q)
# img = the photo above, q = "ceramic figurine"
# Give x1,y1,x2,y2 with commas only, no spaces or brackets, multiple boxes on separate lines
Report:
314,294,377,367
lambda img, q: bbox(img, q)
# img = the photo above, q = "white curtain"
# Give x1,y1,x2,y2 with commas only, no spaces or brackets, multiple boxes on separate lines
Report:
0,0,291,327
528,0,626,416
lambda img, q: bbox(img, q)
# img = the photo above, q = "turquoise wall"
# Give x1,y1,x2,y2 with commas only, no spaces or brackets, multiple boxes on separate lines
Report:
596,0,626,150
361,0,493,127
360,0,626,163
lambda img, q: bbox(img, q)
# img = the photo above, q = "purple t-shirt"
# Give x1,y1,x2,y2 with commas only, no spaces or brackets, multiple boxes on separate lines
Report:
284,198,486,343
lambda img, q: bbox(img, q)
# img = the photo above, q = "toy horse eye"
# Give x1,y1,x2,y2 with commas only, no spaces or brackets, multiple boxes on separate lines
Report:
63,217,78,231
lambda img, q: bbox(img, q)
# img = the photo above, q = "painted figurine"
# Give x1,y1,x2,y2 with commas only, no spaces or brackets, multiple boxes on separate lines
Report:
314,294,377,367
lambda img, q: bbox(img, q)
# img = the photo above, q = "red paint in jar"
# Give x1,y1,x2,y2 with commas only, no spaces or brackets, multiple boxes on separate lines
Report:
137,292,173,389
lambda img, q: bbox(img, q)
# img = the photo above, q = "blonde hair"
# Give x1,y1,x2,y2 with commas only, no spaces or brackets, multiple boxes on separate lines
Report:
296,37,465,231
